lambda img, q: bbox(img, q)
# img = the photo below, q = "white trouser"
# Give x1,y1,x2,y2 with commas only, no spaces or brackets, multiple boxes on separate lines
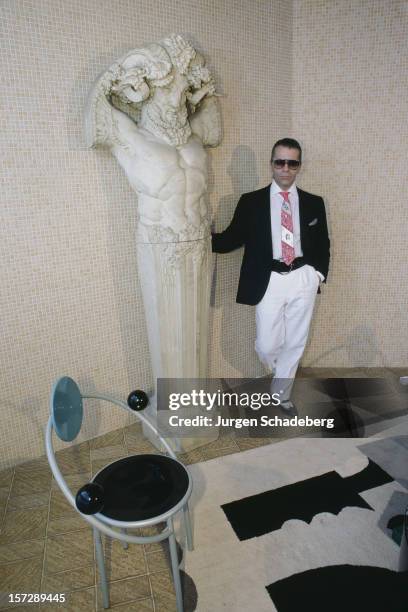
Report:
255,264,319,401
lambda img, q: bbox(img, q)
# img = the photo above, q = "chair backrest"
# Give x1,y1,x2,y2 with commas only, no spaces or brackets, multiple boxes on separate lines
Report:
45,376,182,541
50,376,83,442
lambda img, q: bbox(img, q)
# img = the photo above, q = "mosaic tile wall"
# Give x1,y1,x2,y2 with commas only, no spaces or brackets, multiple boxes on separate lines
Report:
292,0,408,368
0,0,292,467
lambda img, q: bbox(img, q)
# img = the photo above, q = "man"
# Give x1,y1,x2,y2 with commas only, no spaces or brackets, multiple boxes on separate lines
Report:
212,138,330,412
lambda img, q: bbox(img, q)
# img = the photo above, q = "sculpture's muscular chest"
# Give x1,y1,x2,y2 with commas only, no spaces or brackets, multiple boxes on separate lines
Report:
113,134,207,199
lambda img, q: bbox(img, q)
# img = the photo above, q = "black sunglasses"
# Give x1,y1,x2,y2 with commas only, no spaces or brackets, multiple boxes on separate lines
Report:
272,159,301,169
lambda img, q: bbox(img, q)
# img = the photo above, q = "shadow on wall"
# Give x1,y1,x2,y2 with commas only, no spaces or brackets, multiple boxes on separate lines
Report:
210,145,263,376
345,324,388,367
9,376,106,468
308,324,388,368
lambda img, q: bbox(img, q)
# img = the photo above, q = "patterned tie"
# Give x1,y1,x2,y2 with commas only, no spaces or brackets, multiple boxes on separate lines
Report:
280,191,295,265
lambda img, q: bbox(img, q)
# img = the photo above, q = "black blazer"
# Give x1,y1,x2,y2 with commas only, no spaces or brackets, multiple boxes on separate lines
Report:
212,185,330,305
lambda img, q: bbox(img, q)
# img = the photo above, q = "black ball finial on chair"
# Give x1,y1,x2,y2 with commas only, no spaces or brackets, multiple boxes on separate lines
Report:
127,390,149,411
75,483,105,515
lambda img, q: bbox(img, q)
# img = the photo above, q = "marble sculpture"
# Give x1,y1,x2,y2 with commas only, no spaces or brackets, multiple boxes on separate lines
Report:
85,34,222,449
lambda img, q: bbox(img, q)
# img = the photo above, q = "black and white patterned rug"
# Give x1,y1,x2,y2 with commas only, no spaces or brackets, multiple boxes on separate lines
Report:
182,423,408,611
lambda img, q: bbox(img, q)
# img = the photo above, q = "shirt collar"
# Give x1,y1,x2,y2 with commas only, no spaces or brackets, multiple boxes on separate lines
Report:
270,180,297,196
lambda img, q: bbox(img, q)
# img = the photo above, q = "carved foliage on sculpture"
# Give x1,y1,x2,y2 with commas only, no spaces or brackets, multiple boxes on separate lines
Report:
163,238,208,274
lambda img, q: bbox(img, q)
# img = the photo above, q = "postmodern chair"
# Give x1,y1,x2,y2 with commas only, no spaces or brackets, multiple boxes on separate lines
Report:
45,376,193,612
399,506,408,571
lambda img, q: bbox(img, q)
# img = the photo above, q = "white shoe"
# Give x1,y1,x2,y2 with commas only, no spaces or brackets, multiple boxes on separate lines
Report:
280,400,298,417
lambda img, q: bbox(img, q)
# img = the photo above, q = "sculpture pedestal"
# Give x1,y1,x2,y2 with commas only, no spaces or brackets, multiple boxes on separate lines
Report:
137,236,218,452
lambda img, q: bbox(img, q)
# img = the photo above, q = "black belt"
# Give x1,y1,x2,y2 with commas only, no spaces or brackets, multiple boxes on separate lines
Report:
269,257,306,273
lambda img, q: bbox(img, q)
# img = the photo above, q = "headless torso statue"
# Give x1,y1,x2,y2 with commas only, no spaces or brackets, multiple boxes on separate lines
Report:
85,35,221,450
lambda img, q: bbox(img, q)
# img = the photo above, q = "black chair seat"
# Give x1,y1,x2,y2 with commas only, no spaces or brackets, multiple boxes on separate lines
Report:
93,454,190,522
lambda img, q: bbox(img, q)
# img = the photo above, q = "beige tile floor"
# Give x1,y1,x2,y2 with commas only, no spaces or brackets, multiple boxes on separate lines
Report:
0,368,405,611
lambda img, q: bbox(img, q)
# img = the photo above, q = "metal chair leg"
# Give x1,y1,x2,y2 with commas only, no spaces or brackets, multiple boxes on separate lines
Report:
183,503,194,551
94,527,109,609
120,528,129,549
167,517,183,612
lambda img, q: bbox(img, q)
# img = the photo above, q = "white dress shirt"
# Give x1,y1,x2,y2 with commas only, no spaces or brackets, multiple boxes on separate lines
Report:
269,181,324,281
270,181,302,260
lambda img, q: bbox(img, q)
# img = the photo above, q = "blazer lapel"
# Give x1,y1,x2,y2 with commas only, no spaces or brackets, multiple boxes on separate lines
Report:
297,188,310,250
259,184,273,257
